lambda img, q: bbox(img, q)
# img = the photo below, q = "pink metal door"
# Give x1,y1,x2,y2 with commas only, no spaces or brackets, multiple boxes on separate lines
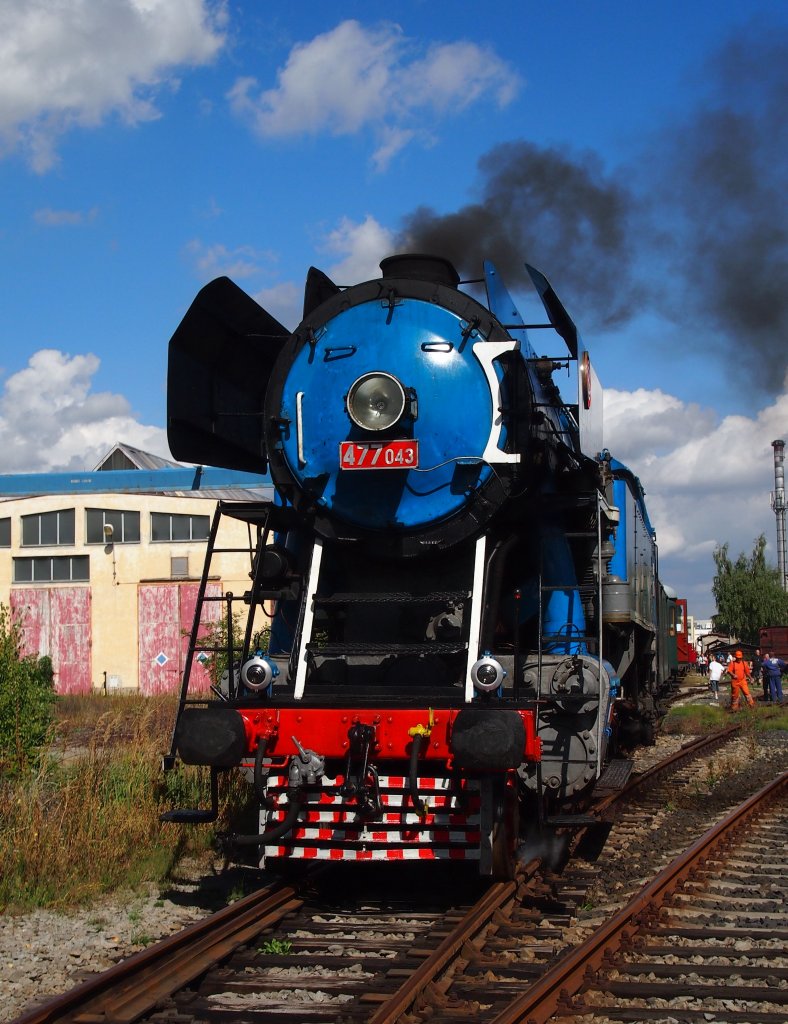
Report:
138,583,220,695
138,584,181,695
10,587,92,694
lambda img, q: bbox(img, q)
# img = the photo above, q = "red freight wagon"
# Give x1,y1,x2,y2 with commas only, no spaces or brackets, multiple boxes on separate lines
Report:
759,625,788,660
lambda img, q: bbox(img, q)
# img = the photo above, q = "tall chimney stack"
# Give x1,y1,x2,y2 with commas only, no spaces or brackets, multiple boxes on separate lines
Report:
772,439,787,591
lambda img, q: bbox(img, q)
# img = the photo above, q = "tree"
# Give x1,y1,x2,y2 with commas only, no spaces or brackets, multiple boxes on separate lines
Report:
712,534,788,645
0,605,57,774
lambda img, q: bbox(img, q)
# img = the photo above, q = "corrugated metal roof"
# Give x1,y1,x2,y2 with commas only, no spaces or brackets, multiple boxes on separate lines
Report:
93,442,182,472
158,486,275,500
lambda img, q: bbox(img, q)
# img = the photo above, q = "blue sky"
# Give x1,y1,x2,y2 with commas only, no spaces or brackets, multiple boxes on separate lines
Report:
1,0,787,619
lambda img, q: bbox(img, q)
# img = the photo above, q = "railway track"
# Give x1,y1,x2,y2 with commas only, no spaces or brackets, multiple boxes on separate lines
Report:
486,770,788,1024
12,866,519,1024
11,726,786,1024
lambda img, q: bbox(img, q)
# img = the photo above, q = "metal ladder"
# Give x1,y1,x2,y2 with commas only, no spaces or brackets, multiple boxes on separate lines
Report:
163,501,273,765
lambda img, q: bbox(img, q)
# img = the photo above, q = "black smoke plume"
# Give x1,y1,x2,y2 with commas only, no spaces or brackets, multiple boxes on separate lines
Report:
398,140,640,329
396,20,788,393
651,20,788,391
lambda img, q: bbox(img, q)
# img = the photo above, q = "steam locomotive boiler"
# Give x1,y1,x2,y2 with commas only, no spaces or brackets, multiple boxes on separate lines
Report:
162,253,672,877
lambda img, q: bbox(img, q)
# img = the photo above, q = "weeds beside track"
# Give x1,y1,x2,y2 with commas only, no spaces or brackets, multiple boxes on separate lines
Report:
0,695,237,911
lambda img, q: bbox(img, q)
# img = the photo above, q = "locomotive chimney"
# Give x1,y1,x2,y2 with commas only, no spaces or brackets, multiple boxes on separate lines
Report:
772,439,787,591
379,254,460,288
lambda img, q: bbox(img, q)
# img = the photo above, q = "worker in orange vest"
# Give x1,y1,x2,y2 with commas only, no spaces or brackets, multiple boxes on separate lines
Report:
725,650,755,710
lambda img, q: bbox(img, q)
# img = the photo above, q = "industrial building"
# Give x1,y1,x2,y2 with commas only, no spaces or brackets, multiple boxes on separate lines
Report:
0,444,270,694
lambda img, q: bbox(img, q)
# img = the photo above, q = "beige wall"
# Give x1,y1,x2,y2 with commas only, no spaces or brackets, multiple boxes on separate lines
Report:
0,493,259,693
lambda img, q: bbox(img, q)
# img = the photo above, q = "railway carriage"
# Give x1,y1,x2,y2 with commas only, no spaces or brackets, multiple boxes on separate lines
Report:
162,253,678,876
759,625,788,660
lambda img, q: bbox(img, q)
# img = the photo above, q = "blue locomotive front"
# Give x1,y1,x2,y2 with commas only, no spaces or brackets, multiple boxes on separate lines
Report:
162,253,671,876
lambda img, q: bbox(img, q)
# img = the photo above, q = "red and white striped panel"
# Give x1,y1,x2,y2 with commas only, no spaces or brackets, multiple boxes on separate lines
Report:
263,846,478,861
261,773,482,864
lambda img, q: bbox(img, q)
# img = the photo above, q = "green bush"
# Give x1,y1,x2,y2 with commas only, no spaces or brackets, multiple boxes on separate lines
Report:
0,605,56,775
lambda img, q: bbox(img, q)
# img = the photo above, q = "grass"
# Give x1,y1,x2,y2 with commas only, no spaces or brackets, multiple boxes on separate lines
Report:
258,938,293,955
0,694,248,914
662,698,788,735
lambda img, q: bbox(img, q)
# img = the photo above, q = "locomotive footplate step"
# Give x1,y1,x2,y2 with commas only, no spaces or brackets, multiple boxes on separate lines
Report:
595,758,634,792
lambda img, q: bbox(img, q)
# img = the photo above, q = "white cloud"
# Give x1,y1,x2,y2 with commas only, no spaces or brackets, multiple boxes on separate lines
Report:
183,238,274,280
604,388,716,462
253,281,301,332
228,21,399,137
401,40,521,112
0,349,169,472
228,20,521,169
604,380,788,616
321,214,396,285
371,126,416,173
0,0,226,171
33,206,99,227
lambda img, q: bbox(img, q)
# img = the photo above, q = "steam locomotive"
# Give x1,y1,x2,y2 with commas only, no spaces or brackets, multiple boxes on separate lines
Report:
162,253,678,877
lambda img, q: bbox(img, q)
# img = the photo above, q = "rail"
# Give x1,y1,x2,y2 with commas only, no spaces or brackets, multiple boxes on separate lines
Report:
12,879,303,1024
368,864,539,1024
488,770,787,1024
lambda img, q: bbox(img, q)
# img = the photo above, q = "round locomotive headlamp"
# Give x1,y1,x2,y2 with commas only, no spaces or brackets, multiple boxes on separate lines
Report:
240,655,275,692
470,655,507,693
347,372,406,431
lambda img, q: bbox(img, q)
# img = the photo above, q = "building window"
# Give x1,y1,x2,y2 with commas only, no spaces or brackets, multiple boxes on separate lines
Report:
14,555,89,583
0,518,10,547
150,512,209,543
86,508,140,544
171,556,189,579
21,509,75,546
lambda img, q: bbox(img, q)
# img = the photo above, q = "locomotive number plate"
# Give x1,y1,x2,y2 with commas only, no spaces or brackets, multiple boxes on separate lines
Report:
339,440,418,470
